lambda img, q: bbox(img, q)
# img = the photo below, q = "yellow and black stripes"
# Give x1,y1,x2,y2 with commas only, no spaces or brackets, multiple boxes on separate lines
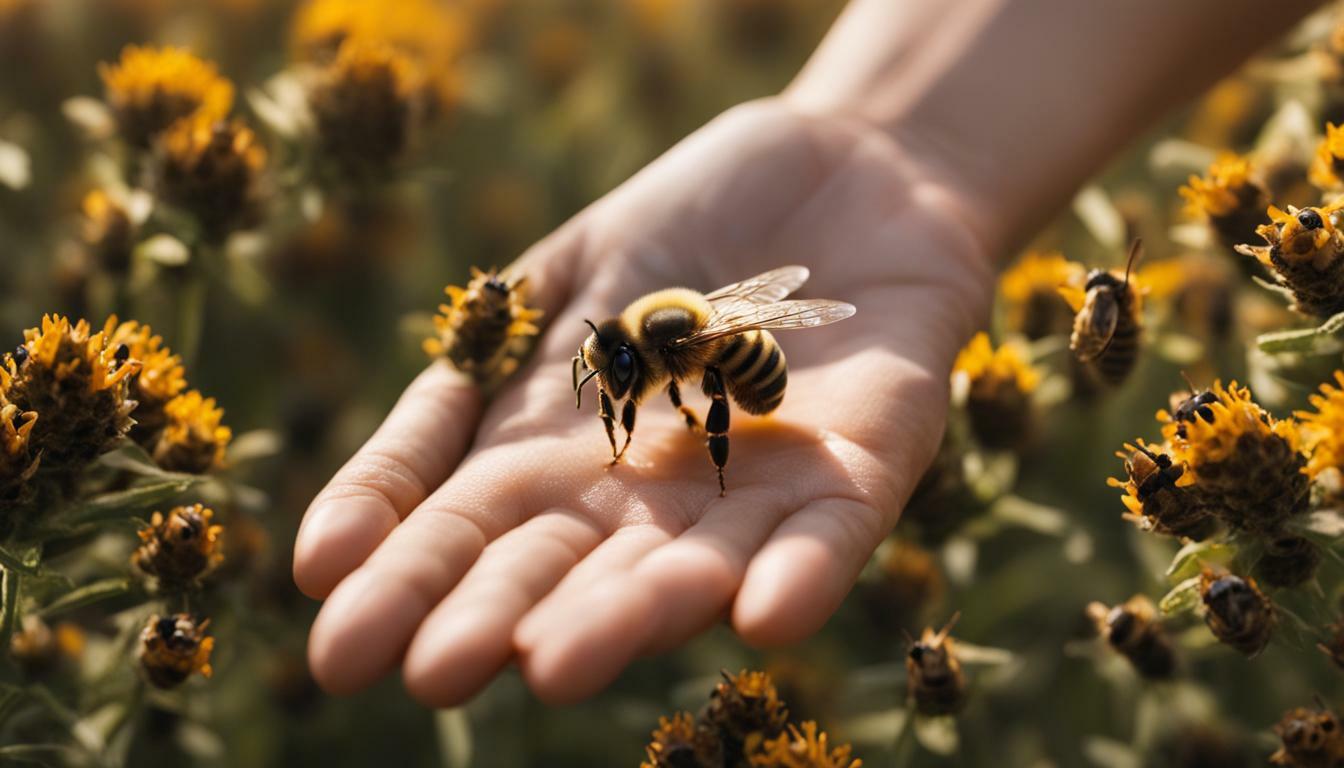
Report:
1095,291,1140,386
717,330,788,415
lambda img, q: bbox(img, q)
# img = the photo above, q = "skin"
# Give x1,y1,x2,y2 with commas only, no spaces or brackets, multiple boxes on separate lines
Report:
295,0,1320,706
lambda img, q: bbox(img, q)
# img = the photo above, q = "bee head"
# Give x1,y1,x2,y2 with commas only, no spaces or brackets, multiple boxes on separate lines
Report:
1084,269,1122,292
1281,205,1336,255
1202,574,1256,624
574,318,638,405
1105,606,1137,645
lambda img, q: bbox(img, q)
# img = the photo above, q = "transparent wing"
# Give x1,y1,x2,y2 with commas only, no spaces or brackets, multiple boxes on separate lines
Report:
671,299,856,348
704,266,809,306
1070,294,1118,362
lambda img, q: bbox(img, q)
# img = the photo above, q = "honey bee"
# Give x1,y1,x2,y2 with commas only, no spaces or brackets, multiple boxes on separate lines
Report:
1200,569,1275,657
1085,595,1177,679
1060,239,1143,386
1112,440,1218,540
1167,380,1219,441
1271,702,1344,767
572,266,855,494
425,266,543,384
906,614,966,717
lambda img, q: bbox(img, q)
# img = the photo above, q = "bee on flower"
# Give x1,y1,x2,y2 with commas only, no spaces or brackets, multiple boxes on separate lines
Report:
1199,569,1275,657
951,332,1038,451
1108,439,1219,541
153,116,267,242
1235,202,1344,318
136,613,214,689
132,503,225,590
906,615,966,717
702,670,790,765
640,712,721,768
748,721,862,768
1271,702,1344,767
1086,595,1177,679
153,390,232,474
106,320,187,445
425,266,543,386
99,45,234,148
3,315,140,475
1180,153,1270,250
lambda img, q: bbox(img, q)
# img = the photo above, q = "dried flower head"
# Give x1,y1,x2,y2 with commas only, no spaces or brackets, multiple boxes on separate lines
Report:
9,615,84,676
1199,570,1274,657
132,503,224,588
1180,154,1269,249
748,721,862,768
137,613,214,689
309,38,422,176
999,252,1086,340
80,190,136,275
1235,203,1344,317
906,616,966,717
1085,595,1177,679
99,45,234,148
154,116,266,241
1253,534,1320,589
0,399,39,507
951,332,1037,451
1312,123,1344,192
1159,381,1307,535
702,670,790,764
425,267,543,385
153,390,231,474
106,320,187,445
4,315,140,474
1108,439,1218,540
1271,704,1344,767
640,712,722,768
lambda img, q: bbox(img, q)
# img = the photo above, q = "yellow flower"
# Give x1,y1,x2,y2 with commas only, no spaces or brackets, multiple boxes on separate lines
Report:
425,267,543,385
0,398,39,514
80,190,135,275
309,38,422,175
132,503,225,589
1234,202,1344,317
748,722,861,768
99,45,234,148
951,333,1038,451
154,116,266,241
641,712,719,768
4,315,140,474
702,670,790,763
998,251,1085,339
1179,154,1268,250
1158,381,1307,534
137,613,214,689
1137,257,1234,341
153,390,231,474
1296,370,1344,480
1311,122,1344,191
107,320,187,444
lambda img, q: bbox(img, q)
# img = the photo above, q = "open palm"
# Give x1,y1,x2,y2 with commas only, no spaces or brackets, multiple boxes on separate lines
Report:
293,98,993,705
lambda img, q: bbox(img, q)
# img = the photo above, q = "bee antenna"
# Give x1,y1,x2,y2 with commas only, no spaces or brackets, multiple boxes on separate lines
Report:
1179,370,1198,394
574,366,600,409
583,319,602,341
936,611,962,642
1121,238,1142,289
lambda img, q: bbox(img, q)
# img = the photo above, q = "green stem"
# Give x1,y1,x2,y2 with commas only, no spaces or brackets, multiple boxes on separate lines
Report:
0,545,39,576
0,568,19,658
892,705,917,767
174,265,208,369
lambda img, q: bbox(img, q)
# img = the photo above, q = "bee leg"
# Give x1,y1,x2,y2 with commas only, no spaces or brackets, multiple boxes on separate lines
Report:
703,368,730,496
598,388,620,461
615,399,637,463
667,380,703,433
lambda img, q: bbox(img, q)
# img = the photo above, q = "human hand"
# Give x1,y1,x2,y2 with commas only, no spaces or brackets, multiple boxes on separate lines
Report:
293,97,994,705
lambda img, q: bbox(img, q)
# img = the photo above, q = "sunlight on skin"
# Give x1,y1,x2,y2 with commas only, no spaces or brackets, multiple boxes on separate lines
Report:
294,99,992,705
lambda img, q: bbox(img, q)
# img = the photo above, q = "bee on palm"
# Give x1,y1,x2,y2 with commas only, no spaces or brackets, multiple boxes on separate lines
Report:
572,266,855,495
1058,240,1144,387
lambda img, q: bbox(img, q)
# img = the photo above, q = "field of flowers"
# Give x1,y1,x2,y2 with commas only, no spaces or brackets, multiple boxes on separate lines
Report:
8,1,1344,766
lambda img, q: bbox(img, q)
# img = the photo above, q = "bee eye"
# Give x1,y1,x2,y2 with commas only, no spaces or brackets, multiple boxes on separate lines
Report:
612,349,634,384
1298,209,1324,230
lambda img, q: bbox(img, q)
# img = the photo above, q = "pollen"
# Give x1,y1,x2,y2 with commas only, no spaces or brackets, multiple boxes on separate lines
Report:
99,45,234,148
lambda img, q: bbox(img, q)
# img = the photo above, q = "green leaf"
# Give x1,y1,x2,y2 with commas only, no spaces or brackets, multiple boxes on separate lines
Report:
0,544,41,576
65,478,200,527
1159,576,1203,616
38,578,135,619
98,442,196,481
1165,540,1230,580
0,744,84,763
1256,308,1344,354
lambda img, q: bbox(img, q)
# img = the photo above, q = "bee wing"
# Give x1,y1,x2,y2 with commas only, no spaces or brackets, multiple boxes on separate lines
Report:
1071,292,1119,362
704,266,810,306
670,299,856,348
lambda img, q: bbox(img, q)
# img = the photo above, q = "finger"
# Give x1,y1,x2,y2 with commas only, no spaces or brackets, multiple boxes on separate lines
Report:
732,497,887,646
294,362,482,599
402,510,604,708
513,524,673,704
307,506,494,695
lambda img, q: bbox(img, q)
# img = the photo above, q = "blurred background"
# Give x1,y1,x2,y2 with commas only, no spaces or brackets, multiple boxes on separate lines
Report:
3,0,1344,766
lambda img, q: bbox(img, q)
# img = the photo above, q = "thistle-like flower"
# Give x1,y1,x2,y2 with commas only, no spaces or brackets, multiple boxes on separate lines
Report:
132,503,224,589
4,315,140,474
309,38,422,177
107,320,187,445
1312,122,1344,192
137,613,214,689
99,45,234,148
998,251,1086,340
1108,439,1218,541
701,670,790,765
1086,595,1177,679
1235,202,1344,318
640,712,722,768
1180,153,1270,249
0,399,39,508
153,390,231,474
748,721,862,768
1199,570,1275,657
1271,703,1344,767
951,332,1038,451
425,267,543,385
153,116,266,241
1159,381,1308,535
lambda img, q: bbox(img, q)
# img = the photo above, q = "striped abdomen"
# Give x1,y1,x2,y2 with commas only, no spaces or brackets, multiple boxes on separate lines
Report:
1095,291,1140,385
715,330,787,415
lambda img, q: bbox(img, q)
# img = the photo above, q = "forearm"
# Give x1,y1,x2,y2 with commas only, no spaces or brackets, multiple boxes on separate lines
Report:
787,0,1323,255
